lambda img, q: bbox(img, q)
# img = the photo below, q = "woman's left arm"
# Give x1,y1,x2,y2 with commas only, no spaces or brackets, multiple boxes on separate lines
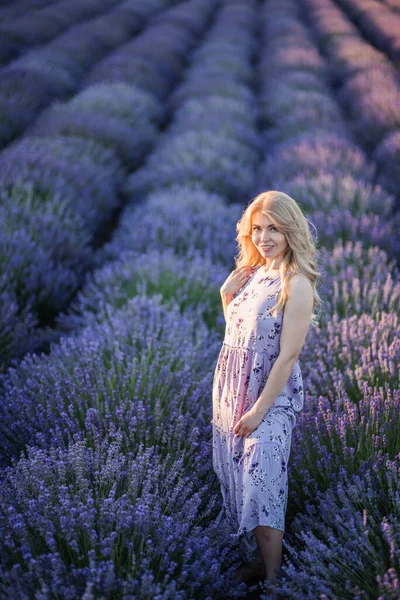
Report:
233,275,314,436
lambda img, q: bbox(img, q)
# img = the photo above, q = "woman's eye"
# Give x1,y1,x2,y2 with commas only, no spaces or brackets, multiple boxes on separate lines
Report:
252,226,277,231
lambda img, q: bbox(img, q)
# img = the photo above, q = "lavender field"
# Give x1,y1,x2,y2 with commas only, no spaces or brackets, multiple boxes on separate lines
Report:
0,0,399,597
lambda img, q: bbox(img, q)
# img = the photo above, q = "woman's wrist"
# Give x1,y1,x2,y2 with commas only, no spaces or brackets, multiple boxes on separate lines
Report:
252,399,272,418
220,289,234,302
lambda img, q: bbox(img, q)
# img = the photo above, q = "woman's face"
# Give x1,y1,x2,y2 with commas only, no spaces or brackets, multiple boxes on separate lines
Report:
251,211,288,265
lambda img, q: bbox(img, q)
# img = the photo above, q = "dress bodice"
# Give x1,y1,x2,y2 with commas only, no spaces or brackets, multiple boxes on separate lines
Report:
225,266,284,356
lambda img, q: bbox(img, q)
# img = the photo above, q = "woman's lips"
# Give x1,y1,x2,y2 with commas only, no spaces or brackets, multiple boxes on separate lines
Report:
260,245,274,250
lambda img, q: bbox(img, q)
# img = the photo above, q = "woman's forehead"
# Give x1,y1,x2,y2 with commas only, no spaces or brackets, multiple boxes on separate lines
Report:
251,211,276,225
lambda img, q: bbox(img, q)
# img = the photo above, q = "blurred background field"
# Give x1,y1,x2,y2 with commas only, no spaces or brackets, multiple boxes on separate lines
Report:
0,0,399,598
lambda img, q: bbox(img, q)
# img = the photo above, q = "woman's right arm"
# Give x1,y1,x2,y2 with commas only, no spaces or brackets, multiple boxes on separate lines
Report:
220,291,234,322
220,266,255,321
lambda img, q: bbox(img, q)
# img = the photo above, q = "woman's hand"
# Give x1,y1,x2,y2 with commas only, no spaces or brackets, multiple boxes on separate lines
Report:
220,266,255,298
233,408,264,438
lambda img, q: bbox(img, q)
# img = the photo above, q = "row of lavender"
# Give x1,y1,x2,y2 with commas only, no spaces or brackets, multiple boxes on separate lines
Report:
302,0,400,202
0,0,123,66
0,0,217,368
253,0,399,598
0,0,175,149
0,1,263,597
0,0,58,19
335,0,400,63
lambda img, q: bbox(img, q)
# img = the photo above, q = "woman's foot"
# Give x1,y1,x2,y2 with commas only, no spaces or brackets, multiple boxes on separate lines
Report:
259,577,285,599
236,557,266,582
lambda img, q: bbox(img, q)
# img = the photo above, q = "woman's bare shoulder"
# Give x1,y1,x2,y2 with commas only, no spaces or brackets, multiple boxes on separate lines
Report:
287,273,313,295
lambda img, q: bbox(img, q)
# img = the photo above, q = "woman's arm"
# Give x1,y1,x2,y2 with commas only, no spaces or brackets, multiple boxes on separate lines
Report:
252,274,314,417
220,266,255,321
220,290,234,322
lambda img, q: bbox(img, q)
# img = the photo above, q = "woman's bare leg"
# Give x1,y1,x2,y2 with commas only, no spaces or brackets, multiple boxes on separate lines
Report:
253,525,284,581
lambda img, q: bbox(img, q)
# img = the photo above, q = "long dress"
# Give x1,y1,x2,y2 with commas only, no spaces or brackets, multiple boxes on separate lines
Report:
211,265,304,560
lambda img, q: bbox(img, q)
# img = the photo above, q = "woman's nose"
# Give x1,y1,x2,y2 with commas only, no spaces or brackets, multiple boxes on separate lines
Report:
260,233,271,242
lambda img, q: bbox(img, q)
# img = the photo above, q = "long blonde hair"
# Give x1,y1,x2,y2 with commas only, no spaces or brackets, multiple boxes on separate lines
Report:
235,190,322,327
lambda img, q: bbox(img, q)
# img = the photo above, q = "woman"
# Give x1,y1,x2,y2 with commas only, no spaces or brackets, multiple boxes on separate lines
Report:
212,190,322,586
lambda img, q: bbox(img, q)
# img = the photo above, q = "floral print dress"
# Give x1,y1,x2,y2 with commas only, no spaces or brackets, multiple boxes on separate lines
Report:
211,265,304,559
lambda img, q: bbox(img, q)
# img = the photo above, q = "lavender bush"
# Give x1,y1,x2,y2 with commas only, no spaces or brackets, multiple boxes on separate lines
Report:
168,78,256,112
261,89,341,126
262,70,328,96
283,174,394,217
0,67,59,115
0,295,221,466
317,239,400,320
269,454,400,600
124,130,260,203
56,249,229,333
259,133,376,188
0,438,247,599
287,385,399,510
0,136,122,231
66,82,163,127
373,129,400,202
9,49,83,94
328,38,390,81
0,137,121,364
0,215,86,364
0,281,39,368
309,207,400,261
300,310,399,402
28,105,157,169
103,184,242,266
339,67,400,148
168,96,262,152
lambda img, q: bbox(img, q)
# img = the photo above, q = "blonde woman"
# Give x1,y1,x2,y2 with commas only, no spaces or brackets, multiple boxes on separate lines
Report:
211,190,321,587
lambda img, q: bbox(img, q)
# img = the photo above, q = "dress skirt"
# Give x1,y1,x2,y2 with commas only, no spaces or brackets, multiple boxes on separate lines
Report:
212,405,296,560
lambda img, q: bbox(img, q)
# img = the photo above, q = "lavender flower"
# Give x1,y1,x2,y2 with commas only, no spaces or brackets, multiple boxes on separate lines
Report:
317,239,400,320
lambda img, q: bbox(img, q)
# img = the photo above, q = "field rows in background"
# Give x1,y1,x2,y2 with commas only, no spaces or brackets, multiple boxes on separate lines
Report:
0,0,126,66
257,0,400,264
0,0,176,147
300,0,400,203
334,0,400,67
0,0,59,21
0,0,219,367
0,0,262,432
